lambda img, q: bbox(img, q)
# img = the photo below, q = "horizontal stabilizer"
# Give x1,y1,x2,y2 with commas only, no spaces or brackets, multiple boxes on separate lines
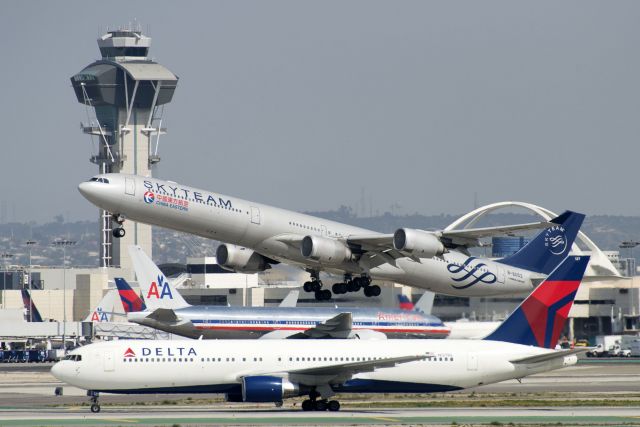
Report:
146,308,179,323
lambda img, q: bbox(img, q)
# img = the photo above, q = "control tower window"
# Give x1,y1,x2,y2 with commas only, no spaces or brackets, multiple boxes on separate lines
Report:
100,47,149,58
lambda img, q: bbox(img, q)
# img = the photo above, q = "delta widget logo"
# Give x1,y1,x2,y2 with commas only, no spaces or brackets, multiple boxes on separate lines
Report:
143,191,155,204
124,348,136,358
544,226,568,255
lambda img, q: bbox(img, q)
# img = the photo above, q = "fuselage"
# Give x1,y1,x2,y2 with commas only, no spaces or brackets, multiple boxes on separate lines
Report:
51,339,576,395
128,305,451,339
79,174,536,296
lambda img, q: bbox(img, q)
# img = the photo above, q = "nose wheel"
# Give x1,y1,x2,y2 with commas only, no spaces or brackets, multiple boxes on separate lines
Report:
88,391,100,413
111,214,126,239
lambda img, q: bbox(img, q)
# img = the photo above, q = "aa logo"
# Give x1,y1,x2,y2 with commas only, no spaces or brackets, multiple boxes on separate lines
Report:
146,275,173,299
91,307,109,322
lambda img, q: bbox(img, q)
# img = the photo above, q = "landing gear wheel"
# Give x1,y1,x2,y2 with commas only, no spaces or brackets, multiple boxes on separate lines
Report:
90,403,101,413
303,282,313,292
311,282,321,292
364,286,372,297
369,285,381,296
328,400,340,411
315,399,328,411
302,399,314,411
112,227,125,238
315,289,332,301
332,283,347,294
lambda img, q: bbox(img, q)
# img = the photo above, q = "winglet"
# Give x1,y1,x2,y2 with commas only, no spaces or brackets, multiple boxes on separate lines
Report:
485,255,589,349
279,290,299,307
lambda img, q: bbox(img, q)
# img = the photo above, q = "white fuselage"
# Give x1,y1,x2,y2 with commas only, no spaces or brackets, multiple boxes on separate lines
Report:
79,174,536,296
51,339,575,395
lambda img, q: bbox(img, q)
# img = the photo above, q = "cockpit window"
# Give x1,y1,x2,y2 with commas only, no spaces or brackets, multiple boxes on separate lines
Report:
64,354,82,362
89,177,110,184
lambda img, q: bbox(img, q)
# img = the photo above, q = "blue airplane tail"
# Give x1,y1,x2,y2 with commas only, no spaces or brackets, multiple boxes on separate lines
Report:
497,211,585,275
115,278,147,313
484,255,589,348
397,295,415,310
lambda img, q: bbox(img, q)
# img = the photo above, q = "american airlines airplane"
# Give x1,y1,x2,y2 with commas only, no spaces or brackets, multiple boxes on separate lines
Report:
78,174,584,300
52,256,590,413
117,246,450,339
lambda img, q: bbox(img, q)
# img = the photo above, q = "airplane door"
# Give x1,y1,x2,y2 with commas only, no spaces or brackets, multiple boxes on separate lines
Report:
467,353,478,371
104,351,115,372
495,265,505,284
250,206,261,225
125,177,136,196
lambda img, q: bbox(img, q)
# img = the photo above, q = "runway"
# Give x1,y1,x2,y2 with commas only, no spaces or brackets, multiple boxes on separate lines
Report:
0,361,638,425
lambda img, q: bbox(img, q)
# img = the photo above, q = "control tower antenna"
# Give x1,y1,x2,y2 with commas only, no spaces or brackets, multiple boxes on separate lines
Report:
70,28,179,274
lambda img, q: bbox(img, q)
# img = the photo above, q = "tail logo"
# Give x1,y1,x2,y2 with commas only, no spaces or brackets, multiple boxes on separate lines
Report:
124,348,136,358
143,191,155,204
448,257,497,289
544,226,568,255
146,275,173,299
90,307,109,322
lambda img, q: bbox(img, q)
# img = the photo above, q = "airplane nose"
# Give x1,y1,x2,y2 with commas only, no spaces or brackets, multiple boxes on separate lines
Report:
50,362,64,380
78,182,92,198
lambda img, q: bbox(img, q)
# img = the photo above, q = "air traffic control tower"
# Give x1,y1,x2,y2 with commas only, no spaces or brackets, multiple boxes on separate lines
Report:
71,29,178,272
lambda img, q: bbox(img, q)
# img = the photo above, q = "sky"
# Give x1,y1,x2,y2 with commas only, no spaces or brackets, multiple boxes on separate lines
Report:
1,1,639,223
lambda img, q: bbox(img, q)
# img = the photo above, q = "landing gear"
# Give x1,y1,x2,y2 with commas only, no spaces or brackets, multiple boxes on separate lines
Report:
300,389,340,411
88,391,100,413
302,272,379,300
303,271,331,301
111,214,126,239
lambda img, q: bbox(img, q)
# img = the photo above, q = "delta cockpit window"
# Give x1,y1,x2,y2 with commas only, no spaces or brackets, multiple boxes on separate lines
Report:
64,354,82,362
89,177,110,184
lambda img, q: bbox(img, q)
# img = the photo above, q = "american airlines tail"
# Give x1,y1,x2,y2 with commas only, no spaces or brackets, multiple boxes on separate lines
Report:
497,211,585,275
115,278,147,313
484,255,589,348
83,290,120,323
128,245,190,310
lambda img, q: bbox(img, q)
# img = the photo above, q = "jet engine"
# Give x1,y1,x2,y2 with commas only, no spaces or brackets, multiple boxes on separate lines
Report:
393,228,445,258
216,244,271,273
242,376,299,402
301,235,352,265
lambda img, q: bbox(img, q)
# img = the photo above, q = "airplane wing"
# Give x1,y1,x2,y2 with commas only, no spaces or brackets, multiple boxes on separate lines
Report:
285,312,353,339
440,220,553,247
509,348,589,364
259,354,427,388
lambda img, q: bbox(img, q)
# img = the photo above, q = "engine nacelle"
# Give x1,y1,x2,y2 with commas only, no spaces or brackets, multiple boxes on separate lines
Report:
393,228,445,258
242,376,299,402
216,244,271,273
301,235,352,265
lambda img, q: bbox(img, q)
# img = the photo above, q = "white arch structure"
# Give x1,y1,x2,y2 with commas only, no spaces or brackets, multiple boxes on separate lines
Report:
445,201,621,277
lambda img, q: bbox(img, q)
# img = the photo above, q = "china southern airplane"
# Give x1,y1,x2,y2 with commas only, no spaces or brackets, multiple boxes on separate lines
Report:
52,256,589,413
117,246,450,339
78,174,584,300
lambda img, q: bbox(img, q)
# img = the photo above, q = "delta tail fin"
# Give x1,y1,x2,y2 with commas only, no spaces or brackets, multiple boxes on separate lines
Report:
497,211,585,275
21,289,43,322
397,294,414,310
115,278,147,313
398,292,435,313
484,255,589,348
128,245,190,310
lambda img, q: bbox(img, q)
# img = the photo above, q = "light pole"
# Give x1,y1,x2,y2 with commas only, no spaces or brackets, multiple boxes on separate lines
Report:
52,240,76,351
0,253,14,309
619,240,640,276
25,240,37,322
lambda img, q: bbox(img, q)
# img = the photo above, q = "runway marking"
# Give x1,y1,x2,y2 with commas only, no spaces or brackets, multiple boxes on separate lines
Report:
104,419,137,423
371,416,400,422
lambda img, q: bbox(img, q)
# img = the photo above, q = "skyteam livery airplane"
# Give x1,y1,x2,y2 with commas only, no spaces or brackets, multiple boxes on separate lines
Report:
52,256,590,413
79,174,584,300
117,246,450,339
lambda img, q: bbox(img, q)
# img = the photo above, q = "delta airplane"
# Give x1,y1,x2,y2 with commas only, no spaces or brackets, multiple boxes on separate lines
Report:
118,246,450,339
78,174,584,300
52,255,589,413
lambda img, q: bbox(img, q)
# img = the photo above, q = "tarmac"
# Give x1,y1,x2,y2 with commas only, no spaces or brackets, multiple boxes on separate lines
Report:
0,361,638,426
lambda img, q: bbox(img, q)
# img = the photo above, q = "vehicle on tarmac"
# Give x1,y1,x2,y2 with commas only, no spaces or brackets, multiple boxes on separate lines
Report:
51,256,590,413
78,174,584,300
